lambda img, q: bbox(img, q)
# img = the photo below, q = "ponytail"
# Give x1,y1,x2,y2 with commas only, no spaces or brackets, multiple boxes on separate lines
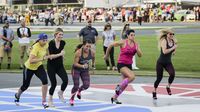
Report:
74,43,84,52
31,40,39,48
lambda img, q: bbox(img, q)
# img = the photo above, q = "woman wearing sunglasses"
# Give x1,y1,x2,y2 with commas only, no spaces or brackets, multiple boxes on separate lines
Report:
152,29,177,99
104,29,142,104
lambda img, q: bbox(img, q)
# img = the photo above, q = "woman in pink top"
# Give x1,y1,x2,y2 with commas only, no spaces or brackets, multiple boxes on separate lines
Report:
104,29,142,104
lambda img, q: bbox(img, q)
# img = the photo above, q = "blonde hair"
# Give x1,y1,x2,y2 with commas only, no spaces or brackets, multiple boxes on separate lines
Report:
121,22,130,38
157,28,176,49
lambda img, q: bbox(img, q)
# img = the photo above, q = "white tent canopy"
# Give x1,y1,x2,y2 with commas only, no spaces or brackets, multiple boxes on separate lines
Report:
84,0,139,8
143,0,200,4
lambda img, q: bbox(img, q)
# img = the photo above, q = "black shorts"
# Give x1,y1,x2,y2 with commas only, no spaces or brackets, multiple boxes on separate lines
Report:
117,63,132,73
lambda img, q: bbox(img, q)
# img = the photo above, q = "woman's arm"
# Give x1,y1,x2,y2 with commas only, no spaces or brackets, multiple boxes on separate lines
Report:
104,40,124,60
48,50,65,60
161,39,177,54
29,54,45,64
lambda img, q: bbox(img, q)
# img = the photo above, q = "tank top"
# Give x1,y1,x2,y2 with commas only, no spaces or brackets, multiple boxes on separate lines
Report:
74,48,93,71
158,38,175,64
118,40,137,64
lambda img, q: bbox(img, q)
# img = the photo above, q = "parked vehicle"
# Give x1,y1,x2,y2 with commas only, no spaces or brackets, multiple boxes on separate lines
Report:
7,16,17,23
175,10,195,21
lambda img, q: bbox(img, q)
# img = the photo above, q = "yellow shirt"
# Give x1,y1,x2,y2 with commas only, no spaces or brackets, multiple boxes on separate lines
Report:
25,43,48,70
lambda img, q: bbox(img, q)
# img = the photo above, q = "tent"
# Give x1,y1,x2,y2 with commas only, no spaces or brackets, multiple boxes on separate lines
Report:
84,0,137,8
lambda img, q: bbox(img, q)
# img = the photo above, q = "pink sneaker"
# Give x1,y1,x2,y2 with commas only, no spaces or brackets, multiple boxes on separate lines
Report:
69,99,74,106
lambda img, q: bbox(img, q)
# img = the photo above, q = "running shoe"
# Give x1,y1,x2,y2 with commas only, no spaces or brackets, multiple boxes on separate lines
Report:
111,97,122,104
69,99,74,106
166,86,172,95
48,101,55,107
14,93,20,106
152,92,157,100
42,101,49,109
115,85,121,95
77,91,81,99
58,91,66,103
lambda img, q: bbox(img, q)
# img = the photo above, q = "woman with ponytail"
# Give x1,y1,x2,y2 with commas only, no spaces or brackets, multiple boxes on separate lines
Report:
14,33,50,108
69,40,95,106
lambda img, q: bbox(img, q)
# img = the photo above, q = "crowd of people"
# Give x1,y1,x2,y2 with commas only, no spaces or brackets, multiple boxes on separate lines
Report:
0,4,200,26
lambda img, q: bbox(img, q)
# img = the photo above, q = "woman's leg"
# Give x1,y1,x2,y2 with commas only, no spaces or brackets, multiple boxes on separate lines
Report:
109,47,116,70
15,67,34,104
57,66,68,102
70,69,81,100
113,67,135,99
154,62,164,92
19,46,25,69
77,70,90,99
47,65,56,105
35,65,48,104
165,63,175,95
103,46,110,68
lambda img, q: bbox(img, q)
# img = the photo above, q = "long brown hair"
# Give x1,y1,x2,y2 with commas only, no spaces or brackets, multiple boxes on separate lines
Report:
104,23,112,31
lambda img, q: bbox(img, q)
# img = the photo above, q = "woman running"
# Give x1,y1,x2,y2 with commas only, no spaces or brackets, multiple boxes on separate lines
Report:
152,29,177,99
69,40,95,106
47,28,68,107
104,29,142,104
14,33,49,108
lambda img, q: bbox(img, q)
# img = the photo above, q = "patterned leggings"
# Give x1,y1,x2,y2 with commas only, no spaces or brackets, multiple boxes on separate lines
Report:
71,68,90,94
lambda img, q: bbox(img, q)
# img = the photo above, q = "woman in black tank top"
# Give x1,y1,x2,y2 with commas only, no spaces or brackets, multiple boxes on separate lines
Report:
152,29,177,100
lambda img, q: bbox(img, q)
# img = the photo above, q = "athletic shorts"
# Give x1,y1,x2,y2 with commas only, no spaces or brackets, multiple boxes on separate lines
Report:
117,63,132,73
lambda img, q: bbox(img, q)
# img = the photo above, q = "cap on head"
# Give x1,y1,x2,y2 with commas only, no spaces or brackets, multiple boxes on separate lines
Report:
38,33,48,40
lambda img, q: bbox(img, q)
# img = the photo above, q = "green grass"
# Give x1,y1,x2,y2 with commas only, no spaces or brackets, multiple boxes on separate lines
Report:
1,33,200,73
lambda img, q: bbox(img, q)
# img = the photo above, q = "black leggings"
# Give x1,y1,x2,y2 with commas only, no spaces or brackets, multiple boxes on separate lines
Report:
20,65,48,92
103,46,115,67
154,61,175,88
47,65,68,95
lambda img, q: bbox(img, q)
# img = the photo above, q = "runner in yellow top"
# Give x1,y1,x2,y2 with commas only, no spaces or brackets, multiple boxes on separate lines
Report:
14,33,49,108
24,40,48,70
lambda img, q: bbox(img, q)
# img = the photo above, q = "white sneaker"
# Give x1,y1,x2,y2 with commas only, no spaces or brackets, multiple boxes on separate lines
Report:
133,67,139,70
58,91,66,103
107,66,110,70
48,101,55,107
112,66,117,71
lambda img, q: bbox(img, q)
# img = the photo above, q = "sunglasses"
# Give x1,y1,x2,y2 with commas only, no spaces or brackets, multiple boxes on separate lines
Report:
88,21,92,23
169,33,174,35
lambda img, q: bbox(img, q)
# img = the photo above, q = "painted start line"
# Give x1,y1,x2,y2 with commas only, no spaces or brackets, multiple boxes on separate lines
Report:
0,84,199,112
